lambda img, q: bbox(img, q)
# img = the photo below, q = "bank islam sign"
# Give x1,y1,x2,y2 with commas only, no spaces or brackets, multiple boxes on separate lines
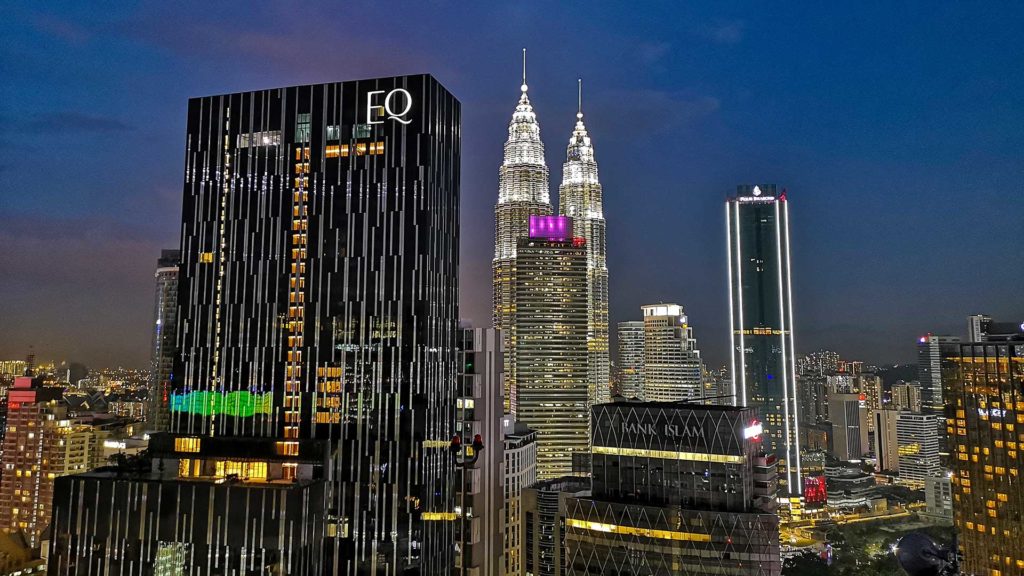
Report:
621,421,704,441
366,88,413,125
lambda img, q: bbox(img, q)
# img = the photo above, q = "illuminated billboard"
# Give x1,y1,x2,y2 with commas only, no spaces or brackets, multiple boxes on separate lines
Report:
169,391,273,417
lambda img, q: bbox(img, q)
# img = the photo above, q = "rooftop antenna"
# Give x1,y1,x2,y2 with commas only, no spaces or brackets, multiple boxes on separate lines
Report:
521,48,528,93
577,78,583,119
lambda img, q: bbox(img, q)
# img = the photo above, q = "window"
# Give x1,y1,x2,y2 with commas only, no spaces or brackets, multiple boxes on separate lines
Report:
175,437,201,453
295,113,311,144
326,125,341,140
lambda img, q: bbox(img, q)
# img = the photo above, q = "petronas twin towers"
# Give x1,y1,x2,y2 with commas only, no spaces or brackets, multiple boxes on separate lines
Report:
494,51,610,466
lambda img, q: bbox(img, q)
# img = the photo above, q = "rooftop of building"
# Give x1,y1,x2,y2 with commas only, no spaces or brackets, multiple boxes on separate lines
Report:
600,396,748,412
59,467,323,490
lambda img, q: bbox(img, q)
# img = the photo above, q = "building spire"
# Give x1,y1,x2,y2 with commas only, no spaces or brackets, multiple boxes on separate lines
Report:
521,48,528,93
577,78,583,120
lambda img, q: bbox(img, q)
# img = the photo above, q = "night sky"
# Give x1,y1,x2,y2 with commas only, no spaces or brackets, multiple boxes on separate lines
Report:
2,2,1022,369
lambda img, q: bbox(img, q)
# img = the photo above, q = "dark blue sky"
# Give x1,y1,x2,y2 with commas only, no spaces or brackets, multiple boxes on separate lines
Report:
2,2,1021,369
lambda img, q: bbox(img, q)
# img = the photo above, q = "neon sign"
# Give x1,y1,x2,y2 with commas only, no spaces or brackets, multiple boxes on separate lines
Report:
743,421,763,439
170,391,273,417
528,215,572,241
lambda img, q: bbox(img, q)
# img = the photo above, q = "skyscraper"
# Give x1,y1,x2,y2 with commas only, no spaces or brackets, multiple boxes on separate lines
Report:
641,303,704,402
616,321,645,399
896,413,941,487
147,249,179,432
49,75,461,575
891,380,923,412
918,333,960,455
943,325,1024,575
513,216,589,479
828,393,868,461
503,417,537,576
558,80,609,407
726,184,801,494
456,327,504,576
0,377,63,547
917,334,960,416
966,313,992,341
564,400,781,575
873,409,901,473
494,51,553,413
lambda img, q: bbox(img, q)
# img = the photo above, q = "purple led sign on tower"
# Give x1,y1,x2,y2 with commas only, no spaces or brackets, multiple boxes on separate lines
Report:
528,215,573,241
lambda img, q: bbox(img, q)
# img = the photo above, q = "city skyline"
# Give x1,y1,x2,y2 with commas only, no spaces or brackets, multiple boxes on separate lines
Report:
3,3,1024,369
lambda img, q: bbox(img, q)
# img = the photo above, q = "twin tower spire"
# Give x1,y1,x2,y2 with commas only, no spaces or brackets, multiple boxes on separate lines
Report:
494,49,610,414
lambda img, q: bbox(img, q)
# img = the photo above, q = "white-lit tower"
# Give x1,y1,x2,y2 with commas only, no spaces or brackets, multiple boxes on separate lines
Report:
558,79,610,406
494,49,552,413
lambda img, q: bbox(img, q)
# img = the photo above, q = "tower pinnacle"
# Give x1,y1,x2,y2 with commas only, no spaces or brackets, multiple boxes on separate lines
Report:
577,78,583,119
521,48,528,93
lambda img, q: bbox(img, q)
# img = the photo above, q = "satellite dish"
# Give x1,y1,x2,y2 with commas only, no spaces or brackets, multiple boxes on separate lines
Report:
893,532,953,576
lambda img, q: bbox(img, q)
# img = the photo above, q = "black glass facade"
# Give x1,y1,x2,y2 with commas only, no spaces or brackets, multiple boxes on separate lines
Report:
563,401,781,575
49,75,461,575
726,185,801,496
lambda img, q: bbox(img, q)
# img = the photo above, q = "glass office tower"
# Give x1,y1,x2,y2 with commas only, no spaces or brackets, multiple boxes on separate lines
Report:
50,75,461,575
726,185,801,496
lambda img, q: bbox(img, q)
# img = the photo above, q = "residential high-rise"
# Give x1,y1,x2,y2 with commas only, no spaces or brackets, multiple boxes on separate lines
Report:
558,80,609,407
896,412,941,487
513,216,589,479
641,304,704,402
456,328,504,576
564,400,781,575
147,249,179,432
0,377,68,547
494,52,553,413
616,321,645,399
726,184,801,494
856,374,883,432
503,417,537,576
49,75,461,575
943,326,1024,575
891,380,923,412
828,393,868,461
873,409,901,473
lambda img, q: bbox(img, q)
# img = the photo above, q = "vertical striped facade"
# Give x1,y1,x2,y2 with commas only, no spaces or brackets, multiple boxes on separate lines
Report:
49,75,461,575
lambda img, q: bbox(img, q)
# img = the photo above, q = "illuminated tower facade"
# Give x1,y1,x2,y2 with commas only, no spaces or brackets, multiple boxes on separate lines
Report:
50,75,461,575
617,321,645,399
558,80,609,406
641,303,704,402
726,184,802,496
514,216,589,479
147,249,179,432
494,51,553,413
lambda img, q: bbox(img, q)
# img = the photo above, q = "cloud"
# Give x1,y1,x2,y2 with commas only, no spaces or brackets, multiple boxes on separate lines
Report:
594,89,719,137
637,42,671,65
25,112,135,133
703,21,744,45
31,14,92,44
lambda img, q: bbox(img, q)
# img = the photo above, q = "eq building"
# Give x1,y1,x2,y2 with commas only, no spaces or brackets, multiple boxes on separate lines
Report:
563,399,781,575
726,185,801,497
48,75,461,575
